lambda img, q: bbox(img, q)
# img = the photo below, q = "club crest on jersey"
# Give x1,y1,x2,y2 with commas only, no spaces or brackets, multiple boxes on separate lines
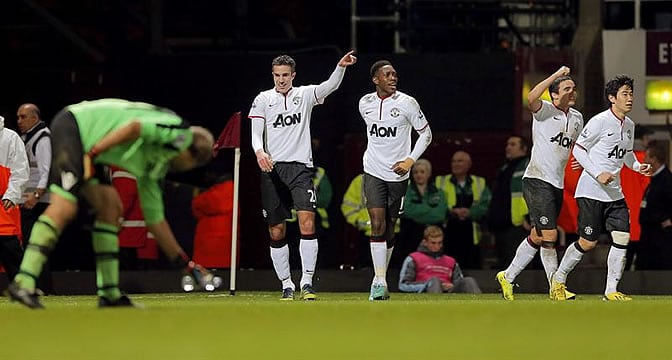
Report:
370,123,397,137
390,108,401,118
580,128,590,138
574,122,580,132
584,226,593,236
626,129,632,139
539,216,549,225
273,113,301,128
292,96,301,105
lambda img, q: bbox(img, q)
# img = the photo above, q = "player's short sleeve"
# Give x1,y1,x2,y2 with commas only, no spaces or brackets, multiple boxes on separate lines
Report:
406,96,428,130
575,117,601,150
248,93,267,119
533,100,554,121
136,177,165,225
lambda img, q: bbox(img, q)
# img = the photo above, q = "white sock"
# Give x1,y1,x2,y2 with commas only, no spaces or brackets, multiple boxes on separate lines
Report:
555,242,584,284
270,244,294,290
605,245,627,295
386,246,394,268
504,237,538,283
299,238,318,287
371,242,388,286
540,247,559,285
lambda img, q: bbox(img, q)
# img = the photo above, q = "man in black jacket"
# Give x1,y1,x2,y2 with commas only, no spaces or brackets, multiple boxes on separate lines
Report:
638,141,672,269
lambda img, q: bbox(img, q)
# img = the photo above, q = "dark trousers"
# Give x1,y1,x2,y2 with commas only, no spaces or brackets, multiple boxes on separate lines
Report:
0,235,24,281
637,228,672,270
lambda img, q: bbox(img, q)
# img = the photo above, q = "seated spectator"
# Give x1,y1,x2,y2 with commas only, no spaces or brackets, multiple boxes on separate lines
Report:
394,159,446,268
399,225,481,294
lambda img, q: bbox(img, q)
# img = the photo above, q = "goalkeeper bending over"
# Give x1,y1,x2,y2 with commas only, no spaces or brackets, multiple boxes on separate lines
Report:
5,98,214,309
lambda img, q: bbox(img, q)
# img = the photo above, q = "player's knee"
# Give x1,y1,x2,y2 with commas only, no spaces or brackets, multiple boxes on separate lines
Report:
268,225,285,241
577,237,597,251
611,231,630,248
370,220,386,235
298,218,315,234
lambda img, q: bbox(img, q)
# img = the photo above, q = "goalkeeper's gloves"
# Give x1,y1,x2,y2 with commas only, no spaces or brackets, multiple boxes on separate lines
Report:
172,253,218,291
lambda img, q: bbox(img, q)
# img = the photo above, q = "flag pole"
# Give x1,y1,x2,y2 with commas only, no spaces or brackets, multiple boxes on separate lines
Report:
229,146,241,295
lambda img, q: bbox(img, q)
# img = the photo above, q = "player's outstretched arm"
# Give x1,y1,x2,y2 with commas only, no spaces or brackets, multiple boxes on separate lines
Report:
527,66,570,112
147,220,215,287
314,51,357,101
337,50,357,67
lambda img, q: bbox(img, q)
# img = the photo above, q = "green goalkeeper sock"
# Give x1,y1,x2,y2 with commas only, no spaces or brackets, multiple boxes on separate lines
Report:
15,215,60,291
92,221,121,300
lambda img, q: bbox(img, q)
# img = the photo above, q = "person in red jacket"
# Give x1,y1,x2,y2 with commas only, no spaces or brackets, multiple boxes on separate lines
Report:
110,166,159,270
0,115,30,281
192,175,235,268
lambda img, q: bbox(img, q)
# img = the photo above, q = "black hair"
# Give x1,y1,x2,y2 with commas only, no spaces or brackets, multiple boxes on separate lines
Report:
605,75,634,103
549,76,574,97
370,60,392,78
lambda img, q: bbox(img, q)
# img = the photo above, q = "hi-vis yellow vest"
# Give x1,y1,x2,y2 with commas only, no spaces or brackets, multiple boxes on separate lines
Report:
287,167,329,228
510,167,528,227
436,174,486,245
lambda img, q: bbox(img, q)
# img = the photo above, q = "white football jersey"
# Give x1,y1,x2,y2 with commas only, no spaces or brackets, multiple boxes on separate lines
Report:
524,100,584,189
359,91,429,181
575,109,635,201
249,86,321,167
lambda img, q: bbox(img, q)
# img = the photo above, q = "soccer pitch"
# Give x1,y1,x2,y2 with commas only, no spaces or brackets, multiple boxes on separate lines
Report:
1,292,670,360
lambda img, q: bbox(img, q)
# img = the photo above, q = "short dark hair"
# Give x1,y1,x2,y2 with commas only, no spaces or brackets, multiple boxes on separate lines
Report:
272,55,296,72
370,60,392,78
605,75,634,103
646,140,667,164
510,134,529,153
549,76,573,97
635,124,654,139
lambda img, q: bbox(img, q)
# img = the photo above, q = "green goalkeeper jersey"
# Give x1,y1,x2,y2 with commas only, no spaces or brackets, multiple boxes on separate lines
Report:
67,98,193,224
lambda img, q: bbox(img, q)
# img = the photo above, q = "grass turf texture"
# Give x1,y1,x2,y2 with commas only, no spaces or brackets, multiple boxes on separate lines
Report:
1,292,670,359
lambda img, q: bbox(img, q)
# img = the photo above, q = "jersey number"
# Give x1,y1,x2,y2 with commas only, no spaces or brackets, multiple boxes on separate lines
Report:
307,189,316,204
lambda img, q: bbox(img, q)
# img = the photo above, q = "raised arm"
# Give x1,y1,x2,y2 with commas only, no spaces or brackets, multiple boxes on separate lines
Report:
528,66,570,112
314,50,357,101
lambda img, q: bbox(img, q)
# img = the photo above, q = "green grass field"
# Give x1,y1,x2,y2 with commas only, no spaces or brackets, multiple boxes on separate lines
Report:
1,292,671,359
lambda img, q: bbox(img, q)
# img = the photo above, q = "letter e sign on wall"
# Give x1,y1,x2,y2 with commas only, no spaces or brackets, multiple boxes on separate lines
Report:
647,31,672,76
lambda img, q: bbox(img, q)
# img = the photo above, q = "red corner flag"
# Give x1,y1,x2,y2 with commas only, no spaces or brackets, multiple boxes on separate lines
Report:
213,111,241,156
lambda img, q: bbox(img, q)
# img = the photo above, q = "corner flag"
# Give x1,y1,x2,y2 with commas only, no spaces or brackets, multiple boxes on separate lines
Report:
213,111,241,155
